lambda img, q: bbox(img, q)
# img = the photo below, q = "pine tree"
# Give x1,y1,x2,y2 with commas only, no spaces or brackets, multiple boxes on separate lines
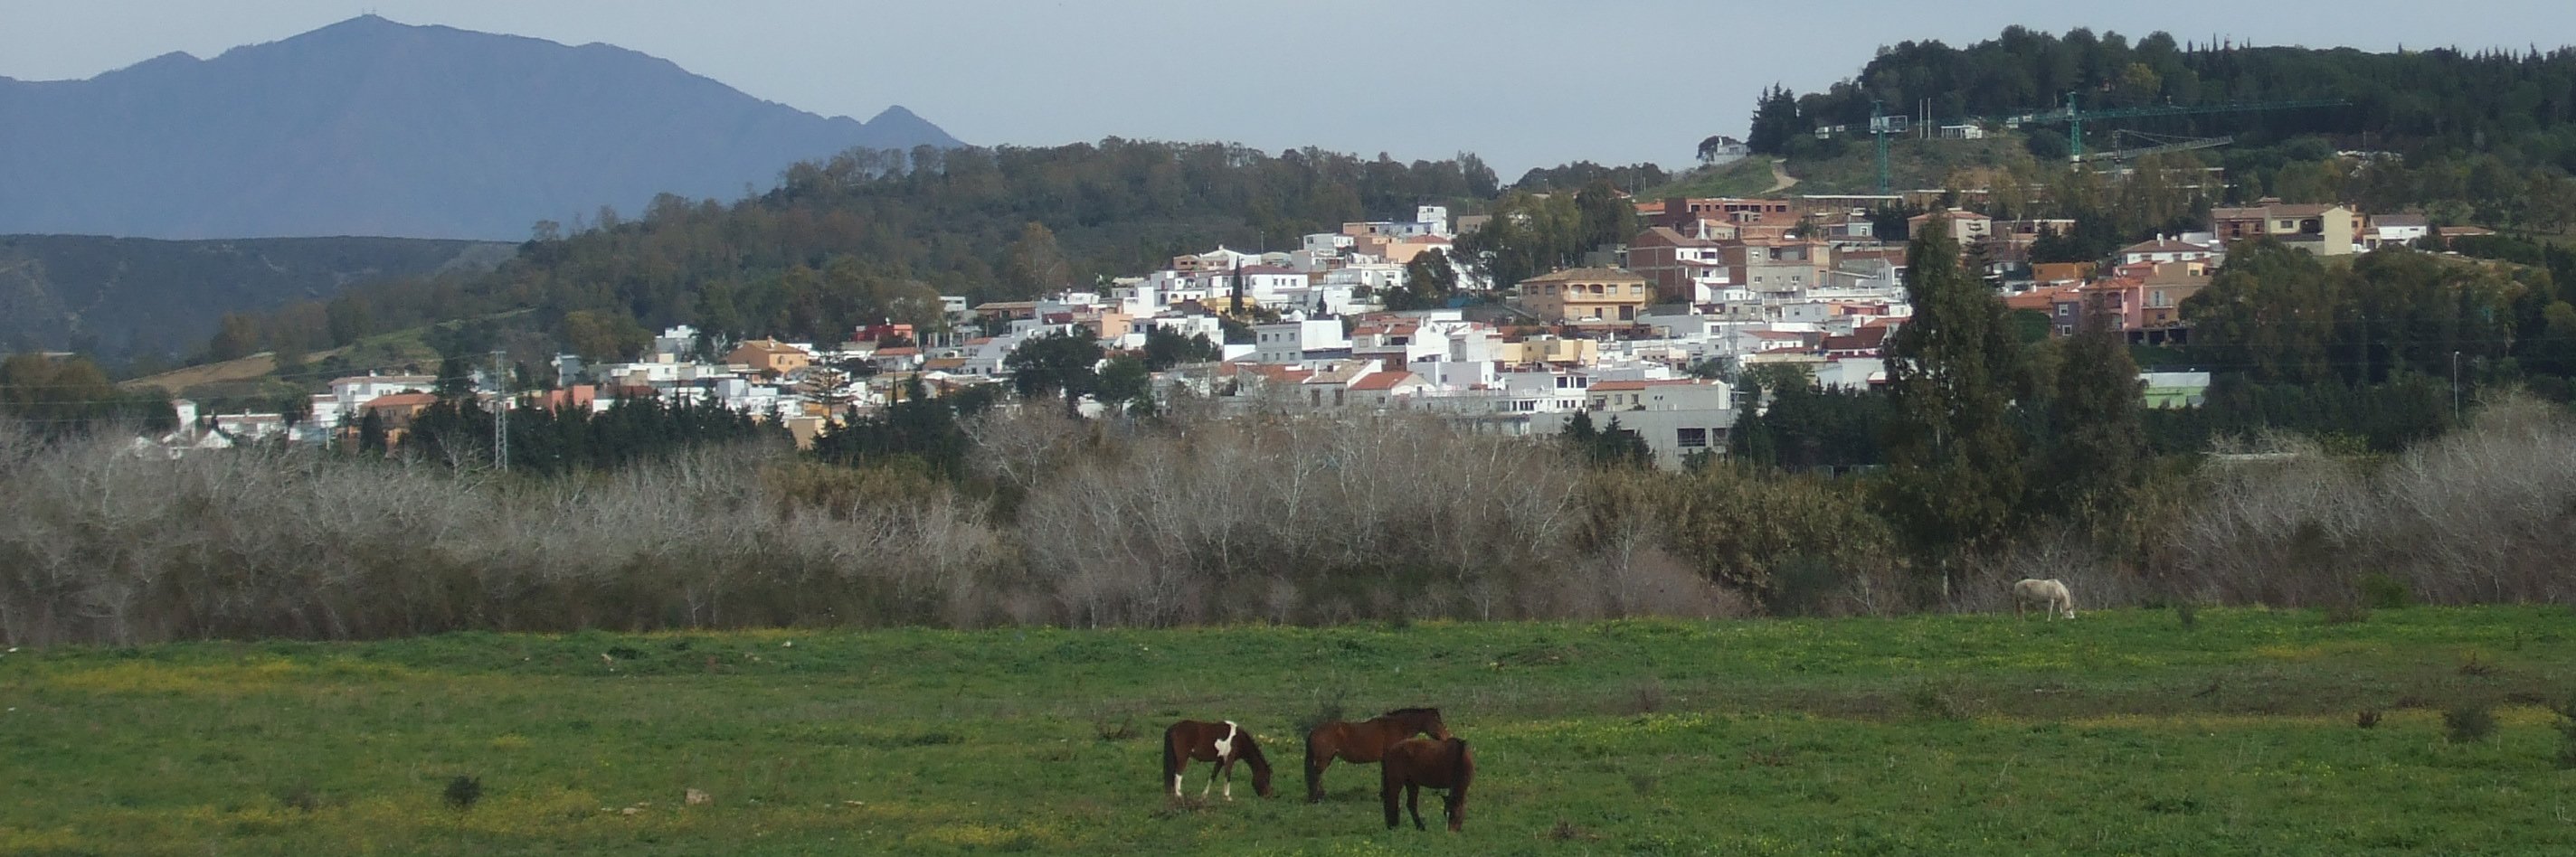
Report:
1878,217,2029,598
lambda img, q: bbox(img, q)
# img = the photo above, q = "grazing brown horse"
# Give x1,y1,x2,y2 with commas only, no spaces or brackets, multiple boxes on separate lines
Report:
1381,737,1474,831
1303,707,1450,803
1161,720,1274,801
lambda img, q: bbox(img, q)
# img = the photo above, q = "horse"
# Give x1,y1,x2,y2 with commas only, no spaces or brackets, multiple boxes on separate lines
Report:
1380,737,1474,831
2012,578,2077,620
1161,720,1274,802
1304,707,1450,803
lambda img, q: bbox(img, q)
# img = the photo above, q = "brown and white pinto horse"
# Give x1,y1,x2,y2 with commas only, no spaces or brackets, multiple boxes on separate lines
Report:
1381,737,1474,831
1303,707,1450,803
1161,720,1274,801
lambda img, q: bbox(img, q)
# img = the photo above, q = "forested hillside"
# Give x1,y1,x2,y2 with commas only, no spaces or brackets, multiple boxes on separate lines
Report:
0,234,507,359
1756,28,2576,162
213,141,1505,364
1743,28,2576,231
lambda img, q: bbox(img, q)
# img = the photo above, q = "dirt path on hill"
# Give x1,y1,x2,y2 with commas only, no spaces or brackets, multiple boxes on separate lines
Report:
1765,157,1800,193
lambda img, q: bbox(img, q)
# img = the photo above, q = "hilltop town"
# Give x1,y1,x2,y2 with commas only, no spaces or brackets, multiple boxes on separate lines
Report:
147,193,2470,472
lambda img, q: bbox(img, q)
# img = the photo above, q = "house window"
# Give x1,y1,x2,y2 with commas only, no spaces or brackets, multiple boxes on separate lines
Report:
1677,428,1708,448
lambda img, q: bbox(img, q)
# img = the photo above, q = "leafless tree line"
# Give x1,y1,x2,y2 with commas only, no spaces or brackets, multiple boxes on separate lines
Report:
2160,395,2576,607
0,432,1011,645
3,396,2569,645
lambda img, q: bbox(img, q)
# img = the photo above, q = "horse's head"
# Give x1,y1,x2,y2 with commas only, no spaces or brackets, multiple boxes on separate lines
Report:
1239,733,1277,797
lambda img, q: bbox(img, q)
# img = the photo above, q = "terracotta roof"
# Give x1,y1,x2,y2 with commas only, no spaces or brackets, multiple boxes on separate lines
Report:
1591,380,1650,391
1348,372,1421,391
362,392,439,410
2004,286,2081,312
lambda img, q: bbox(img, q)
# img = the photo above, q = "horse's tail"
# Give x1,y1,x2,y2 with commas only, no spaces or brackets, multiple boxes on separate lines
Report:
1449,739,1473,786
1161,726,1179,786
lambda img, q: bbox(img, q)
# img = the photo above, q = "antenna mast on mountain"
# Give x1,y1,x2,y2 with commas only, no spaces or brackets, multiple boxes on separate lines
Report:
490,350,508,471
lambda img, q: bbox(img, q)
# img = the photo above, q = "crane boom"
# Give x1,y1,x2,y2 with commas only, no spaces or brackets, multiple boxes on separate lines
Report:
1998,93,2349,159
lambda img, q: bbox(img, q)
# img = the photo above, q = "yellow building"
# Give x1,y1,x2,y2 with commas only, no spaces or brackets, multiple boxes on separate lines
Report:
724,339,812,379
1517,267,1650,324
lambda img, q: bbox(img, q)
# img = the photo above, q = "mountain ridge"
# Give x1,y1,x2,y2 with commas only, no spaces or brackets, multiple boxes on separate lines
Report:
0,14,962,240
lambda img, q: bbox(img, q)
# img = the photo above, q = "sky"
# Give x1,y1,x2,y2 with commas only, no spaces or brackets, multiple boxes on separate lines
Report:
4,0,2568,176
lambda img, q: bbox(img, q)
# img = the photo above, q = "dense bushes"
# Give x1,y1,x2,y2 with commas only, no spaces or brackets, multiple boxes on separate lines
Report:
4,393,2571,645
0,434,1011,645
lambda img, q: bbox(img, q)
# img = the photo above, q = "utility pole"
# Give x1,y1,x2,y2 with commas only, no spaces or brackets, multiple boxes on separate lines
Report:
490,349,509,471
2452,350,2462,423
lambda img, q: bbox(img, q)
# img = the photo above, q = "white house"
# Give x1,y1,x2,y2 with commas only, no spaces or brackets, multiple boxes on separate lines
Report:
2118,235,2220,266
2363,213,2429,249
1252,319,1353,366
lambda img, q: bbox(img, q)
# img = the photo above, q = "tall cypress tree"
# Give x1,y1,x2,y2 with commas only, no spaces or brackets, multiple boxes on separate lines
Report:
1878,217,2029,598
2035,298,2147,549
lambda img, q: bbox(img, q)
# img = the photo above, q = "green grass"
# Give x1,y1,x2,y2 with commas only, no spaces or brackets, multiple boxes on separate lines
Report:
1782,136,2039,195
5,607,2575,854
1643,156,1786,200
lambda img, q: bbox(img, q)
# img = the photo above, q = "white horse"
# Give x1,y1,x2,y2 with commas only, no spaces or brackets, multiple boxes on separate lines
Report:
2012,579,2077,620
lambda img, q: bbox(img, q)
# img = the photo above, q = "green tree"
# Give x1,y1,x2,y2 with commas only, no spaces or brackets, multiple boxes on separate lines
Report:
1095,354,1153,416
1003,221,1072,296
1562,410,1652,468
1746,85,1805,155
1141,326,1220,371
2032,303,2147,546
1877,218,2029,597
206,314,263,362
1388,248,1462,311
1004,329,1105,417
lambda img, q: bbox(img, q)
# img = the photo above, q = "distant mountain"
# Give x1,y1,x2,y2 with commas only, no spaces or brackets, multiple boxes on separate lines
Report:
0,235,511,358
0,14,962,240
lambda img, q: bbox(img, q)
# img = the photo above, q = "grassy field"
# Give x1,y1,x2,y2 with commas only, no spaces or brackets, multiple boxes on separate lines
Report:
5,607,2574,855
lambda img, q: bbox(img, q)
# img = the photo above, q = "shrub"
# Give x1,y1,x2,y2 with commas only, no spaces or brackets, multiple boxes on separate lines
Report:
2355,710,2382,730
2443,702,2497,744
2458,652,2498,677
1624,678,1667,715
2175,602,2200,631
443,776,482,811
2359,573,2412,609
1906,676,1972,720
2323,601,2371,625
2550,695,2576,769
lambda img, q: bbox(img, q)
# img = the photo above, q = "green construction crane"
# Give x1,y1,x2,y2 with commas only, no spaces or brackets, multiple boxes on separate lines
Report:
2001,93,2349,160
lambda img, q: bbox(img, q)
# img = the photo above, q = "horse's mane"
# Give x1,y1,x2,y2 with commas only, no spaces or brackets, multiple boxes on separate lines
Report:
1379,707,1441,718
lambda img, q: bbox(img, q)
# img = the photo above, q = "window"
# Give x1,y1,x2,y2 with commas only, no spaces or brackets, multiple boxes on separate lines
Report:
1677,428,1708,448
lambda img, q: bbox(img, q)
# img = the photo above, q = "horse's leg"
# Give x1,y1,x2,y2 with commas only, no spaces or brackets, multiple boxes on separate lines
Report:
1446,786,1465,831
1406,783,1426,830
1380,772,1401,829
1220,757,1235,801
1170,759,1184,799
1306,743,1331,803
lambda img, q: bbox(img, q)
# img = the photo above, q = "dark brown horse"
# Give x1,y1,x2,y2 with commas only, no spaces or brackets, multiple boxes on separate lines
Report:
1381,737,1474,831
1161,720,1274,801
1303,707,1450,802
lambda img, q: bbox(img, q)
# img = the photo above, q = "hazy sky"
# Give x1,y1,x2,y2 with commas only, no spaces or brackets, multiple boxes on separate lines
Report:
5,1,2567,175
